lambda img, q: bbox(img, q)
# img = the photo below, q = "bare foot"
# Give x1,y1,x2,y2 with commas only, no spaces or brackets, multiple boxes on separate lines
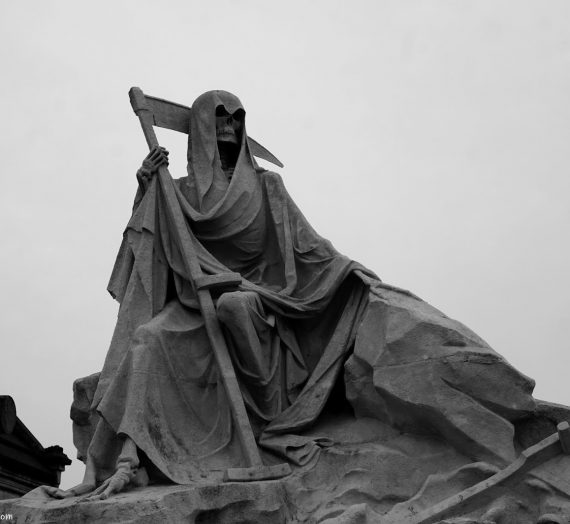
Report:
82,464,135,501
45,436,143,502
43,466,148,502
82,436,145,501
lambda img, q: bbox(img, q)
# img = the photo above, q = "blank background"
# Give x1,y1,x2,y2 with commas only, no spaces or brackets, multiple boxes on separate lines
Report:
1,1,569,489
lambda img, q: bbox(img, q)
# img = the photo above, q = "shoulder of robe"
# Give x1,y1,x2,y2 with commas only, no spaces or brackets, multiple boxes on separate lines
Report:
255,168,284,185
256,170,290,200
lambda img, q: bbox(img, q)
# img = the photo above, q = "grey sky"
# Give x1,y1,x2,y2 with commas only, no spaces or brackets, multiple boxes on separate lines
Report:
1,1,569,488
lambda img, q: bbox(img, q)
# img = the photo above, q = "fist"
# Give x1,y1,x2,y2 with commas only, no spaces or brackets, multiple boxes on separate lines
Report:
137,146,169,184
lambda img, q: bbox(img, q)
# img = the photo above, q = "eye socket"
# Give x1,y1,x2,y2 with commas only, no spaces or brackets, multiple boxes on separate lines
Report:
232,109,245,122
215,106,230,117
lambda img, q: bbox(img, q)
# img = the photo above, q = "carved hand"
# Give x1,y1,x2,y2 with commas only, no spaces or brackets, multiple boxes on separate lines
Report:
43,481,96,499
136,146,169,189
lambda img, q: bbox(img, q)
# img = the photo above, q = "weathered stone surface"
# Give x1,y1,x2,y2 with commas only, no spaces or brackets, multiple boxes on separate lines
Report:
345,286,537,466
70,372,100,462
381,463,570,523
2,413,570,523
5,482,292,523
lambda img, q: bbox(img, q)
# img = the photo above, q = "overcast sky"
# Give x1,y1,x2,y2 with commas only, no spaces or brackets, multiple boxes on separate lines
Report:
1,1,569,489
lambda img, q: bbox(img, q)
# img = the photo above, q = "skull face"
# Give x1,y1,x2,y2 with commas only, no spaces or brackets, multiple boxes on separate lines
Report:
215,107,244,146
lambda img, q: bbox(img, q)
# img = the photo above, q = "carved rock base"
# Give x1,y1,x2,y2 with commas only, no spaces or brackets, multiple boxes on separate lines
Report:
2,414,570,523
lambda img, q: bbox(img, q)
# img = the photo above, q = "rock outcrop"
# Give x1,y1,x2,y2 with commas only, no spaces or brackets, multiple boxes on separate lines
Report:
2,413,570,523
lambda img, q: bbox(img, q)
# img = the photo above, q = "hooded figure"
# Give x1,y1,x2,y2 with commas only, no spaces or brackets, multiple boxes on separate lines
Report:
49,91,538,499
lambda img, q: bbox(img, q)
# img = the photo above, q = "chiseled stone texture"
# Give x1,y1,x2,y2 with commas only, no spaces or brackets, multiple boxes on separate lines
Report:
2,414,570,523
4,482,291,523
345,287,537,466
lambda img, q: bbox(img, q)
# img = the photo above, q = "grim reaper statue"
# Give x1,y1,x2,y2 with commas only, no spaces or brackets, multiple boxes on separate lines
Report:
45,90,567,514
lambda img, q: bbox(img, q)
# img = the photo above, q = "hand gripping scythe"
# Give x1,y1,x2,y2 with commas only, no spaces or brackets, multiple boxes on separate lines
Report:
128,87,290,482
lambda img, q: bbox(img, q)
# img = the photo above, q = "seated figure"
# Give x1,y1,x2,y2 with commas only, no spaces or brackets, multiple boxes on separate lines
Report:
47,90,552,503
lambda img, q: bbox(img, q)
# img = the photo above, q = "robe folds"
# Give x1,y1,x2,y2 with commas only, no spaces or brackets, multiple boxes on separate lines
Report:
92,165,375,482
85,91,537,485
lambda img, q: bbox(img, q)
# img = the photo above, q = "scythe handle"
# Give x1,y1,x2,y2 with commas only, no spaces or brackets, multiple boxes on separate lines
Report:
405,421,570,524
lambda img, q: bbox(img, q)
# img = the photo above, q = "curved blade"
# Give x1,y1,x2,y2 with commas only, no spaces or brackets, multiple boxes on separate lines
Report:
248,137,284,168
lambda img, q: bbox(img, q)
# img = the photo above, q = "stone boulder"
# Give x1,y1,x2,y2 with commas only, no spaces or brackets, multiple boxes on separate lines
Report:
345,285,537,465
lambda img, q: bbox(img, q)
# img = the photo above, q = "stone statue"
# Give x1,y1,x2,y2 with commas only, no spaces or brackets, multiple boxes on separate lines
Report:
30,89,569,521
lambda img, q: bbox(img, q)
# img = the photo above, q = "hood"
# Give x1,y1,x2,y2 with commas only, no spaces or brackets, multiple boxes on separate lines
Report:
185,90,258,216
